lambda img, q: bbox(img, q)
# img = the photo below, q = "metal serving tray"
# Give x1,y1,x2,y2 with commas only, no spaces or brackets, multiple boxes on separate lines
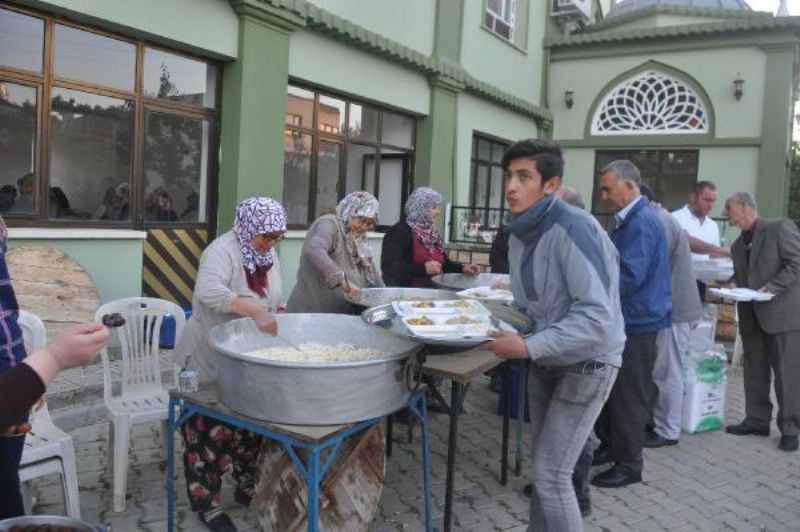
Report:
361,303,516,348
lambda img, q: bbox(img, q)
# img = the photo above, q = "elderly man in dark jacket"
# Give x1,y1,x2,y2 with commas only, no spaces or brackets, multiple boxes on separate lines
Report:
725,192,800,452
592,160,672,488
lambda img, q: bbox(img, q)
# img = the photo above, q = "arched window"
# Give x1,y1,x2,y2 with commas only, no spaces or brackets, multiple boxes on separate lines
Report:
591,70,708,136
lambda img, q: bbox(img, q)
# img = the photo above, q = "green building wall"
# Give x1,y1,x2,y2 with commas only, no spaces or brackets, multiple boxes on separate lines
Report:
20,0,239,58
288,30,431,115
549,47,767,141
460,0,546,105
455,94,540,206
304,0,435,55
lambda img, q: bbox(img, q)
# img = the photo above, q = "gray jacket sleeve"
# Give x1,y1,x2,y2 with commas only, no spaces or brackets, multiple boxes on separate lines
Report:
524,232,616,360
764,219,800,295
303,218,345,288
195,242,238,314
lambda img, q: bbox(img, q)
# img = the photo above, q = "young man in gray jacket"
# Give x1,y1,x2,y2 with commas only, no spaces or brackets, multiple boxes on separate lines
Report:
484,139,625,531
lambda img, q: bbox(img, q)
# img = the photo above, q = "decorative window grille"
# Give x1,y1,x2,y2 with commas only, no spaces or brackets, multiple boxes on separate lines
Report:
485,0,517,41
591,70,708,135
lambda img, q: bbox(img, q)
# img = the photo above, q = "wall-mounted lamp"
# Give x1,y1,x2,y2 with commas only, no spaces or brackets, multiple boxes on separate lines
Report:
564,89,574,109
733,74,745,101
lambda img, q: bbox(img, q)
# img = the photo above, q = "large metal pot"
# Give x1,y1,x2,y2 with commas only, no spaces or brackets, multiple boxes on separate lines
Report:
0,515,103,531
208,314,423,425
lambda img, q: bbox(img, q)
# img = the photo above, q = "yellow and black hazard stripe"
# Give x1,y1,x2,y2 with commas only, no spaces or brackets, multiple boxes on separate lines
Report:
142,228,209,309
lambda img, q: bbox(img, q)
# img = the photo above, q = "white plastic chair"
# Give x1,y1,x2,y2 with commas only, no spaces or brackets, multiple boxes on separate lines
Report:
94,297,185,512
17,310,82,519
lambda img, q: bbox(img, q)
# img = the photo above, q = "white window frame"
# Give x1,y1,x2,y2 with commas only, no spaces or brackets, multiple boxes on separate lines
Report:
591,70,709,136
486,0,517,41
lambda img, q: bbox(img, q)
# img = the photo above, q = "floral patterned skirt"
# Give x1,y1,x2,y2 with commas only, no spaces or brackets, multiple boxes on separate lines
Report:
180,414,262,512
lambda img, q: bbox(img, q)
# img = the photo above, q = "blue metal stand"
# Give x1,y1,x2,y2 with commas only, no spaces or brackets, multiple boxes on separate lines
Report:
166,389,432,532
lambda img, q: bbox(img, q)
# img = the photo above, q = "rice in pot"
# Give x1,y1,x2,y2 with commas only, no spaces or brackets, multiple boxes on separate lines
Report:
245,342,385,363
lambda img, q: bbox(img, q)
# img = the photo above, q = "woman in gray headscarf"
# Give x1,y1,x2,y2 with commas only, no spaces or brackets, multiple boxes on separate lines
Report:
287,191,384,314
382,187,479,287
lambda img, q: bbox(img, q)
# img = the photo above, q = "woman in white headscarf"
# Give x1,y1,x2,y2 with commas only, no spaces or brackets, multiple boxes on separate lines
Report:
175,197,286,532
287,191,384,314
382,187,479,287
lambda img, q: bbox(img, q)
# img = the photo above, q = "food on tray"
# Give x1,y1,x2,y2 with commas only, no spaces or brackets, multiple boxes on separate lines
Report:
412,301,436,308
101,313,126,328
445,315,480,325
443,300,472,309
245,342,385,363
407,316,435,326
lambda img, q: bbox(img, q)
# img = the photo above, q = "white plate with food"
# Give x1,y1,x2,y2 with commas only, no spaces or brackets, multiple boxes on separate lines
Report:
708,287,775,302
401,313,513,343
392,299,490,317
362,303,514,347
457,286,514,303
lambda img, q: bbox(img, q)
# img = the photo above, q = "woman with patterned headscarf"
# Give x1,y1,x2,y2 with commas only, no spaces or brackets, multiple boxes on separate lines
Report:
382,187,479,288
175,197,286,532
287,191,384,314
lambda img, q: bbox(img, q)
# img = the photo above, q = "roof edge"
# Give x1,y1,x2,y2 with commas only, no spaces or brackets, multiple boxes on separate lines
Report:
584,4,773,34
549,16,800,47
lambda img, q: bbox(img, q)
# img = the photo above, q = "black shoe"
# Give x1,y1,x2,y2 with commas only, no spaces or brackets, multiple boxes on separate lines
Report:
644,432,679,448
725,421,770,437
199,509,237,532
591,446,612,466
590,465,642,488
779,435,799,452
234,487,252,507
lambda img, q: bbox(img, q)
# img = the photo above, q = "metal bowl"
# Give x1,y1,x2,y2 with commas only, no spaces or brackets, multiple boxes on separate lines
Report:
0,515,103,531
352,287,456,309
209,314,423,425
432,273,510,291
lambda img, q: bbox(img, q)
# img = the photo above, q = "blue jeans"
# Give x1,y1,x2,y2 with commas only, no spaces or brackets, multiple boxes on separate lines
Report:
527,361,618,532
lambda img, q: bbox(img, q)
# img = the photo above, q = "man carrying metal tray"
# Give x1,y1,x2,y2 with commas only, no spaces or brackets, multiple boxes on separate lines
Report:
482,139,625,532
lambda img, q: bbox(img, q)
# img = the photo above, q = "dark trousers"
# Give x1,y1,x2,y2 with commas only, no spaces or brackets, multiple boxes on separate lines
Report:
741,326,800,437
0,434,26,519
595,333,658,474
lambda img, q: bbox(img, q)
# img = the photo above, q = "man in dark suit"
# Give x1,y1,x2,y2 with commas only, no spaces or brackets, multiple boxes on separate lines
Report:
725,192,800,452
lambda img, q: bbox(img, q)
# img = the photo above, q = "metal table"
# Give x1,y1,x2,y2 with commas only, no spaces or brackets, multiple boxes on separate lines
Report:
165,384,433,532
421,350,528,532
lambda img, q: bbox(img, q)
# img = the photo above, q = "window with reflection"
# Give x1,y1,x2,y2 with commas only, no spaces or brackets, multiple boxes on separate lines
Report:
54,24,136,92
283,84,416,228
470,134,510,228
0,82,37,214
48,88,133,220
0,5,220,228
0,9,43,73
144,112,210,223
144,48,217,108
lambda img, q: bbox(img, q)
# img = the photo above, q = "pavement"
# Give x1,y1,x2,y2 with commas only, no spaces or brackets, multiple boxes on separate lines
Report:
26,364,800,532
